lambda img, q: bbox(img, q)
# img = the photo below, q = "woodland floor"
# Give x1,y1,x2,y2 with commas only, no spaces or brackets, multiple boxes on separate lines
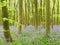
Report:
0,25,60,40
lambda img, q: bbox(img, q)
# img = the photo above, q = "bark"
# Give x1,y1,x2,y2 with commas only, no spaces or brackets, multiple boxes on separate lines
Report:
52,0,56,28
17,0,23,34
40,0,42,25
57,0,59,25
1,0,12,42
27,0,30,25
45,0,51,38
34,0,38,30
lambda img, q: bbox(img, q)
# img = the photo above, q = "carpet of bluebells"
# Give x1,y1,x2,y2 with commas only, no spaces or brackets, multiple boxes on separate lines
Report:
0,25,60,45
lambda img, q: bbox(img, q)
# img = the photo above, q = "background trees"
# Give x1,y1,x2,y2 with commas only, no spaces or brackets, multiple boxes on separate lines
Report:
0,0,60,26
0,0,60,43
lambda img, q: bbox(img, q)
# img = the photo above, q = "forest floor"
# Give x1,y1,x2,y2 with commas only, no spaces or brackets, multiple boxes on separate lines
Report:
0,25,60,45
0,25,60,39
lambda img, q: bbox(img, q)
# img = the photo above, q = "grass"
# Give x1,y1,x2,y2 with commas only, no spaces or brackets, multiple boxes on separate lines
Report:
0,29,60,45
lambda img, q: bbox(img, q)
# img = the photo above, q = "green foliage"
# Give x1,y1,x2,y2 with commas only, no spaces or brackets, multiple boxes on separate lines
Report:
3,18,22,26
0,30,60,45
0,0,60,25
0,1,7,7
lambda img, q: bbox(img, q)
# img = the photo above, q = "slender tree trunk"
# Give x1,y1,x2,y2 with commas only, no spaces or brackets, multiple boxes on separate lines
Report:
24,0,27,27
45,0,51,38
1,0,12,42
27,0,30,25
31,0,34,25
0,8,2,25
17,0,23,34
57,0,59,25
42,0,45,27
34,0,38,30
52,0,56,28
40,0,42,25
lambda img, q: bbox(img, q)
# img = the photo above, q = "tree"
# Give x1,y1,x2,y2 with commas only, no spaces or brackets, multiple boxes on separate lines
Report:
17,0,23,34
57,0,59,25
31,0,34,25
34,0,38,30
45,0,51,38
1,0,12,42
27,0,30,25
52,0,56,28
40,0,42,25
25,0,28,26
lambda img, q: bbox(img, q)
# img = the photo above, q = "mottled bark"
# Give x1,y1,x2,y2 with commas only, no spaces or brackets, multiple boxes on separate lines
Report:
40,0,42,25
52,0,56,27
17,0,23,34
57,0,59,25
34,0,38,30
1,0,12,42
45,0,51,38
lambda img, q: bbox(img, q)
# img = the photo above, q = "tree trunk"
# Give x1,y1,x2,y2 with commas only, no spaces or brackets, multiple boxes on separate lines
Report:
1,0,12,42
34,0,38,30
57,0,59,25
27,0,30,25
40,0,42,25
52,0,56,28
17,0,23,34
45,0,51,38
